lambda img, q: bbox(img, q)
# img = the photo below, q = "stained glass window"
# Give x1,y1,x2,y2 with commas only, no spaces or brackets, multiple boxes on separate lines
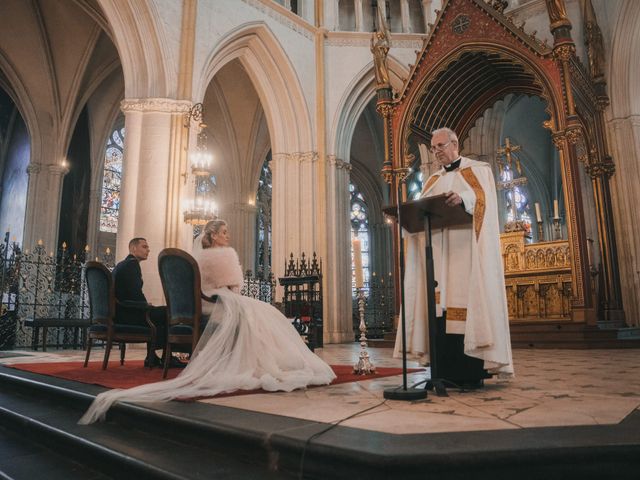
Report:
500,162,532,230
99,125,124,232
404,155,424,200
350,182,370,295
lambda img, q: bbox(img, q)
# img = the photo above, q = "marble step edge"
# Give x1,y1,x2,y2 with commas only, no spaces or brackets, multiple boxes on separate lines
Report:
2,366,640,479
0,402,186,480
0,372,290,479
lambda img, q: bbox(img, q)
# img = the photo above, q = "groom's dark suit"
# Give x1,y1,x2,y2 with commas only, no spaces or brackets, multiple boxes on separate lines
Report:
112,254,167,348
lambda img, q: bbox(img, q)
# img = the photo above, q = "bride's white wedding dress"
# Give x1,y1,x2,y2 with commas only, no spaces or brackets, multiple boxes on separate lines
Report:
79,246,336,424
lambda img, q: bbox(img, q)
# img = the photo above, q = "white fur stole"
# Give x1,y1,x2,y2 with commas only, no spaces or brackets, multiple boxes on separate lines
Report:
196,247,244,293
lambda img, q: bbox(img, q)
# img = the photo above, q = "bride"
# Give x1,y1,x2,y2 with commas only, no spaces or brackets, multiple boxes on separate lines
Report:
79,219,336,424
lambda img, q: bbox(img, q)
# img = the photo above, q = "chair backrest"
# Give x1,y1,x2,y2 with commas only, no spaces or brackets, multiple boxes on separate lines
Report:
157,248,202,335
84,261,114,325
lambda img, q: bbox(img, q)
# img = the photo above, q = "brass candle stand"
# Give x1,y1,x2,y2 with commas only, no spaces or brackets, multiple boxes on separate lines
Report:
353,288,375,375
537,220,544,241
552,217,562,240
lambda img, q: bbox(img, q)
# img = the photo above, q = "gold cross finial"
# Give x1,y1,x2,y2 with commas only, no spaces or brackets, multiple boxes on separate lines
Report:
497,137,523,175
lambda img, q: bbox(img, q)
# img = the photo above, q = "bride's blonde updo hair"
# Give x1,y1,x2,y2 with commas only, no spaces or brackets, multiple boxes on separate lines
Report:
201,219,227,249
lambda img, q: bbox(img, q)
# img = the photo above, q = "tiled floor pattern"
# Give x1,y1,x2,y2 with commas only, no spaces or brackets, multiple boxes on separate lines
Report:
2,344,639,434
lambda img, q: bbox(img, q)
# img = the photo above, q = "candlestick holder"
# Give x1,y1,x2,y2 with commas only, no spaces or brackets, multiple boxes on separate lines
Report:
552,217,562,240
353,288,375,375
537,220,544,241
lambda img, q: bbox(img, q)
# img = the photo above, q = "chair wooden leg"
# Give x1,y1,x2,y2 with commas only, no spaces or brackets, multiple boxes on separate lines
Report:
32,326,39,351
162,344,172,379
83,339,92,367
103,339,112,370
120,342,126,365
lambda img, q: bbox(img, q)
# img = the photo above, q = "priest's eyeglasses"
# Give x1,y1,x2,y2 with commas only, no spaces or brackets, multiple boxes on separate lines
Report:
429,141,451,152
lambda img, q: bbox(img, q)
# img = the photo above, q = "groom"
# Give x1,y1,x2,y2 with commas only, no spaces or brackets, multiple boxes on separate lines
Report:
112,237,179,367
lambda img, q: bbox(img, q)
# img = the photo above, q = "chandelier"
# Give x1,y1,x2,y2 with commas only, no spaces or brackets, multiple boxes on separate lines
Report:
183,103,217,226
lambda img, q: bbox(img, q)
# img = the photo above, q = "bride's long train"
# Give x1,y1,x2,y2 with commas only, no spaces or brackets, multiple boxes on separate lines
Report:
79,288,336,424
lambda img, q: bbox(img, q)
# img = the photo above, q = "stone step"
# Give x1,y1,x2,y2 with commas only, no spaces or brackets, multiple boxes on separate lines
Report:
1,364,639,479
0,367,291,480
509,322,640,349
367,338,395,348
374,324,640,349
0,424,111,480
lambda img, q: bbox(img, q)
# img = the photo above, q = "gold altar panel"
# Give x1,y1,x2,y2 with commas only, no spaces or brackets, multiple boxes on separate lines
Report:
501,232,573,322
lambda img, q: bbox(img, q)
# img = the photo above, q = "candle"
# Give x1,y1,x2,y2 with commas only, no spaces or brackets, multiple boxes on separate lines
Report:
534,202,542,222
553,199,560,219
352,237,364,289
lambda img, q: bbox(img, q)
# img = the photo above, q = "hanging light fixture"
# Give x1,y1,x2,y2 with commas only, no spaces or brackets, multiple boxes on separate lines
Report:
183,103,218,226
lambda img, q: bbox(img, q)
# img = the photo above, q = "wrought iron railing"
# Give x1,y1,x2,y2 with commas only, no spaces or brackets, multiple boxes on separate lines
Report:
0,231,278,351
0,233,114,350
241,269,276,304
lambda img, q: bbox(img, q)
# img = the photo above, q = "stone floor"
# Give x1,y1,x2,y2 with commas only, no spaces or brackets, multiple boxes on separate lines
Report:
2,344,639,435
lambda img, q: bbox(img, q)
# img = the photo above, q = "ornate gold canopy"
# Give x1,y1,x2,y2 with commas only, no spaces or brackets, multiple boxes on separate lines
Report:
377,0,624,334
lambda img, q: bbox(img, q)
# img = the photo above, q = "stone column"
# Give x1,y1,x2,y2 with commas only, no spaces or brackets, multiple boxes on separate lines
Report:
400,0,411,33
22,163,42,248
22,161,69,251
421,0,433,32
119,98,191,304
46,164,69,250
328,0,340,31
221,202,258,273
271,152,321,271
326,156,354,343
608,116,640,326
355,0,365,32
271,151,352,343
85,187,102,259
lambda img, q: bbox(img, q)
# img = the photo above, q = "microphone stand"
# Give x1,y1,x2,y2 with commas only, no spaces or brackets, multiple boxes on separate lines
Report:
384,172,427,401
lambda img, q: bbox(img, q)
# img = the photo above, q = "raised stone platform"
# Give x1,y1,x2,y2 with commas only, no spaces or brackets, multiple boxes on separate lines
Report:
0,345,639,479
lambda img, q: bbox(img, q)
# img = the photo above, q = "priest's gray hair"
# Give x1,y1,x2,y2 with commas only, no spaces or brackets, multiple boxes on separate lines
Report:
432,127,458,143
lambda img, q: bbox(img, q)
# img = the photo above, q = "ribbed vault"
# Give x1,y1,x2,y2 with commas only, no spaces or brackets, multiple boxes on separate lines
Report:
409,50,545,141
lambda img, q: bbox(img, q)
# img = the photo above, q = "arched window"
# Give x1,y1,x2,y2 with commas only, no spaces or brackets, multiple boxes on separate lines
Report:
255,154,272,274
500,162,532,230
350,182,370,294
406,171,424,200
404,155,424,200
99,125,124,233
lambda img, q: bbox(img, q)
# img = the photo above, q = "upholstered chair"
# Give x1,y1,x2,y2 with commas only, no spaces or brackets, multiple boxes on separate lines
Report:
157,248,216,378
84,261,156,370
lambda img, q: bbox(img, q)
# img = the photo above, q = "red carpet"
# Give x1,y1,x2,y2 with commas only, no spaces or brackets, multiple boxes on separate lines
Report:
7,360,423,398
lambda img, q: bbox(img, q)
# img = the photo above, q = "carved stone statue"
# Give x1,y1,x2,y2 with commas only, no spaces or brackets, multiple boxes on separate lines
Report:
371,30,390,87
583,0,606,80
371,2,391,88
545,0,571,29
585,22,605,79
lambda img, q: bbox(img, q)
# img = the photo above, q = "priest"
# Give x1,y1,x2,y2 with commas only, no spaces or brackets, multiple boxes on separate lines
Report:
394,127,514,385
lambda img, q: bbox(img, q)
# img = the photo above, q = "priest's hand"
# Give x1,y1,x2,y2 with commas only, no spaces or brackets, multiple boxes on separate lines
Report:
444,191,463,207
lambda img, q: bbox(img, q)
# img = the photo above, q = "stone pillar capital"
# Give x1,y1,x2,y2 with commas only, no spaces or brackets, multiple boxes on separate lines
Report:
328,156,352,171
26,163,42,175
48,164,69,176
120,98,193,114
230,202,259,214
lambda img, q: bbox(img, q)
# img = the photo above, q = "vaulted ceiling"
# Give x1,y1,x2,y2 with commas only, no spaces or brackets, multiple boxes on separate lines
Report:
410,50,544,142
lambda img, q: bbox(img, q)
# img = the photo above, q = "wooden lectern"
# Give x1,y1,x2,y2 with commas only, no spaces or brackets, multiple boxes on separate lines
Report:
384,194,476,397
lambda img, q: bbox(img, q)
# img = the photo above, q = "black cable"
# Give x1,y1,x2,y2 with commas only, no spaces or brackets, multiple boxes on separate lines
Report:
297,399,388,479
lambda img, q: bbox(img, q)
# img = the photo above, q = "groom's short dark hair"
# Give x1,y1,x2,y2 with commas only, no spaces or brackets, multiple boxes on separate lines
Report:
128,237,147,249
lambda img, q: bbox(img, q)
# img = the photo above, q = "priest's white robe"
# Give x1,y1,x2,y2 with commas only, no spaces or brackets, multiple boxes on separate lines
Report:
393,157,514,377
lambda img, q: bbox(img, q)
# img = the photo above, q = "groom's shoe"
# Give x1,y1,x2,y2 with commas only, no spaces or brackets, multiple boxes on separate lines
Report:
161,355,187,369
144,353,162,368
